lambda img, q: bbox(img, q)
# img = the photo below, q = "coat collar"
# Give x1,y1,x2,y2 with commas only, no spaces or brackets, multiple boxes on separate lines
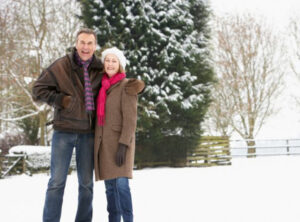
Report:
67,47,102,71
66,47,102,91
107,79,126,94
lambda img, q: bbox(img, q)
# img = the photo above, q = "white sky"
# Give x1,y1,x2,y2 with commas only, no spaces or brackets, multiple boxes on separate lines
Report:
210,0,300,24
209,0,300,139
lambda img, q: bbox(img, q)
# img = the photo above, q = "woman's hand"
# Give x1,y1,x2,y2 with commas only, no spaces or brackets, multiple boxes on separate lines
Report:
116,143,127,167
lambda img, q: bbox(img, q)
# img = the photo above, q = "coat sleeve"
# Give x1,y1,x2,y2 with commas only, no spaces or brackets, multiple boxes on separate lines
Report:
118,79,145,147
119,89,138,147
32,68,65,109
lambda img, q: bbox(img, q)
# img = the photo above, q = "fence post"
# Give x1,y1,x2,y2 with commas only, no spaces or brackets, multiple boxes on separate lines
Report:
286,140,290,155
22,154,27,174
0,150,2,177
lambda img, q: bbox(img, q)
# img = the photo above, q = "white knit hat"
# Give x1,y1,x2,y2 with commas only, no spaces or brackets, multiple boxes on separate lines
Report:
101,47,127,69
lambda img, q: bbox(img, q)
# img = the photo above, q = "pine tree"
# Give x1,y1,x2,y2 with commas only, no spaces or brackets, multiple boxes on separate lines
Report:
78,0,214,165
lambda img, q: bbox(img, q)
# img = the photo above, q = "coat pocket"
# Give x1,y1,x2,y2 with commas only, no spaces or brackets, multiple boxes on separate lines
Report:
64,96,76,113
111,124,122,132
94,135,102,152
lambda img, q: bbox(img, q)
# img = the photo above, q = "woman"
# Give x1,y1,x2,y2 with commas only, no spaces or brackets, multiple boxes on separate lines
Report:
94,47,145,222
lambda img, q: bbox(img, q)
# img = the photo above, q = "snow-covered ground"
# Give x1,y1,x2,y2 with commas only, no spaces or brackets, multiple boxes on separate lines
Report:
1,155,300,222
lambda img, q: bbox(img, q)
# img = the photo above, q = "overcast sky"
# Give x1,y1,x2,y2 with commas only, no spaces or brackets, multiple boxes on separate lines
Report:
210,0,300,19
210,0,300,31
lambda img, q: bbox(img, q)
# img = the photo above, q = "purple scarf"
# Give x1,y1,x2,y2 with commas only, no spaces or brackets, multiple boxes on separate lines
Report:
75,52,94,114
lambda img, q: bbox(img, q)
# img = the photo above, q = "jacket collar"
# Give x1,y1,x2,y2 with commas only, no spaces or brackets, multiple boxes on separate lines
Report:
107,79,125,94
67,47,102,71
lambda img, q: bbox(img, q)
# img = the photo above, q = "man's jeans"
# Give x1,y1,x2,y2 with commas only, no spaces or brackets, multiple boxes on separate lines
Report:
104,177,133,222
43,130,94,222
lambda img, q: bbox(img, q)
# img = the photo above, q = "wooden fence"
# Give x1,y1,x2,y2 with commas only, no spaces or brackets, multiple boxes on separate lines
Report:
186,136,231,167
0,154,28,178
0,151,76,179
135,136,231,168
135,138,300,168
229,138,300,157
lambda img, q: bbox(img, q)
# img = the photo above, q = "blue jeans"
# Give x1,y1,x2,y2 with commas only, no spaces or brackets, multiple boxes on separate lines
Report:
104,177,133,222
43,130,94,222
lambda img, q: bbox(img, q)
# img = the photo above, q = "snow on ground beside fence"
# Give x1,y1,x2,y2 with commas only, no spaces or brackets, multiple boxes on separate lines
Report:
8,145,76,170
8,145,52,170
9,145,51,155
1,155,300,222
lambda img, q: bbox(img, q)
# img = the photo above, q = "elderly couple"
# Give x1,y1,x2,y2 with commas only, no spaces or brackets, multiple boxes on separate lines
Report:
32,28,145,222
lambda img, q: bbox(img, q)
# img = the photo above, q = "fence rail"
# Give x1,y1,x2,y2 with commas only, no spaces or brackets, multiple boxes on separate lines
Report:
229,138,300,157
187,138,300,167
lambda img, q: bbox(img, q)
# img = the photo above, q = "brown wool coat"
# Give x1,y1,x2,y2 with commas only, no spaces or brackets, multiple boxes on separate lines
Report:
94,78,145,181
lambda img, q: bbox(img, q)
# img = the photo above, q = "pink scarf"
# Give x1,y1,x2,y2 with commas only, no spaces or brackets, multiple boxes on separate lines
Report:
97,73,126,125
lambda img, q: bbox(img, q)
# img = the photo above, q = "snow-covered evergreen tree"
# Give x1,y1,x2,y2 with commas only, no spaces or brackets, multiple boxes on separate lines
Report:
79,0,214,163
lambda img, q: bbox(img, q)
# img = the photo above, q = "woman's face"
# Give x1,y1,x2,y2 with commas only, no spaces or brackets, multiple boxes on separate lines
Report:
104,54,120,77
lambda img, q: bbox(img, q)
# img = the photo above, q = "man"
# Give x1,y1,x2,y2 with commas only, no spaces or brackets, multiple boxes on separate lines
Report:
32,28,102,222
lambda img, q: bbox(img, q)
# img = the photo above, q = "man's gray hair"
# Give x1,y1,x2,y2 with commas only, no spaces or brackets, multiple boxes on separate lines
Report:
76,28,97,45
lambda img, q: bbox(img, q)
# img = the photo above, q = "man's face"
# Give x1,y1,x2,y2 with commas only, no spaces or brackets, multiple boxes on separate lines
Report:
75,33,96,61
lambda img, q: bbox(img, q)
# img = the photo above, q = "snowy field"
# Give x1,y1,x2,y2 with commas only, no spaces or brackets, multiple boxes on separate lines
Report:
1,155,300,222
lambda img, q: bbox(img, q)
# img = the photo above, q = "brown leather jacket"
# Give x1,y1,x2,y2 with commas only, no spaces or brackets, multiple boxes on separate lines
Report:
32,48,102,133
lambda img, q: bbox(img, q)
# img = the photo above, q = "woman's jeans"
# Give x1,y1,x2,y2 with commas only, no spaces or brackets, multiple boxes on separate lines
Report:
104,177,133,222
43,130,94,222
